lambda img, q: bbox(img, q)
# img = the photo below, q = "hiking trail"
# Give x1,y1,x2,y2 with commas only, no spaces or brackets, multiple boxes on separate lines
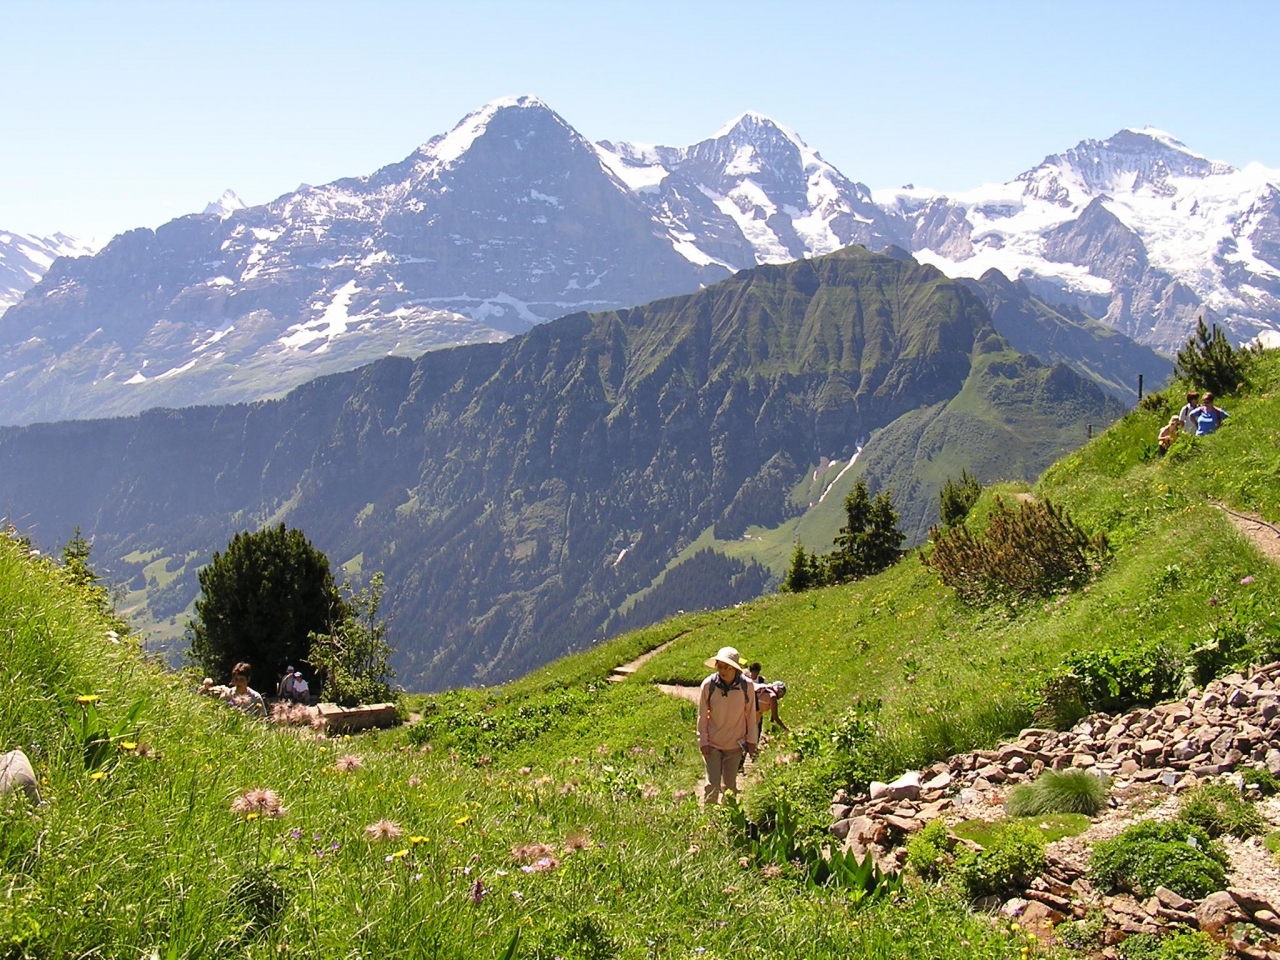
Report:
1219,503,1280,566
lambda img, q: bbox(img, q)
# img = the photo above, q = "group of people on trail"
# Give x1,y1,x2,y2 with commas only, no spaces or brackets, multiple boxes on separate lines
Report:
1159,390,1229,453
199,662,314,720
696,646,788,804
277,665,310,703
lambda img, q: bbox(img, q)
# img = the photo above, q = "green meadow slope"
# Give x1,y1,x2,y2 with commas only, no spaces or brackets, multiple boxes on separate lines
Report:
4,352,1280,958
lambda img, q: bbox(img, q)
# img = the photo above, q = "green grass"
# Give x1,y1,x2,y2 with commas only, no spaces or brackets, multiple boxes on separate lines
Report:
1006,769,1109,817
10,352,1280,957
952,814,1090,847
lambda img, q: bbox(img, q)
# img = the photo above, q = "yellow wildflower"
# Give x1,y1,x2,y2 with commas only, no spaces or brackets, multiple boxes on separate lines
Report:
75,695,101,704
88,771,106,781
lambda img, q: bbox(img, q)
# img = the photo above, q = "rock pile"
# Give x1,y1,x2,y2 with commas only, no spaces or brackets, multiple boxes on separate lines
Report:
828,662,1280,957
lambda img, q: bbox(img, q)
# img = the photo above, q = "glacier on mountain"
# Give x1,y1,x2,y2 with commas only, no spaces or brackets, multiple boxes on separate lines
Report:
2,101,1278,425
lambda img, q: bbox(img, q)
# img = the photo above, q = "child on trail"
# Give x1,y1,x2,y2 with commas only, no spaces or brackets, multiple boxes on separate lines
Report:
1178,391,1200,434
221,662,267,719
697,647,757,805
1157,416,1181,454
755,681,789,732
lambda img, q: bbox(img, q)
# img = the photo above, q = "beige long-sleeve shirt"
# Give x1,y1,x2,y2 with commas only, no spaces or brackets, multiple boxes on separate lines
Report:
697,672,758,751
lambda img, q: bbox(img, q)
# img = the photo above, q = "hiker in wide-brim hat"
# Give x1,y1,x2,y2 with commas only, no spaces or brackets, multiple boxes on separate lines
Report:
696,646,758,804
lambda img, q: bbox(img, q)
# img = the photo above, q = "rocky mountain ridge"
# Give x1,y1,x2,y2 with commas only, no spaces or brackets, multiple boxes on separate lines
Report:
0,102,1265,425
0,228,95,315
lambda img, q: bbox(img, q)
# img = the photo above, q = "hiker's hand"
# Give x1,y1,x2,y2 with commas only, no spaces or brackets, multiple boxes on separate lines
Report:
746,744,758,757
700,746,710,757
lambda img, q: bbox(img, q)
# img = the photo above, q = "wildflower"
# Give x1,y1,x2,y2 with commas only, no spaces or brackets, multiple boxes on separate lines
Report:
365,819,404,841
630,746,643,756
672,789,689,801
384,849,409,861
519,766,532,776
641,784,659,800
476,755,492,767
760,864,784,879
246,812,261,821
231,788,287,818
290,828,303,840
407,775,422,788
1242,576,1255,584
1210,596,1220,607
334,754,363,773
521,856,559,874
454,815,472,826
511,842,555,863
469,879,486,904
563,829,592,852
558,782,577,796
75,694,101,704
88,770,107,781
118,741,138,751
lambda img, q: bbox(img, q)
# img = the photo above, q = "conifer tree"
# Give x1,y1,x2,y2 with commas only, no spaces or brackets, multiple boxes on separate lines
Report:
190,524,347,683
1174,316,1251,396
939,470,982,527
783,540,813,593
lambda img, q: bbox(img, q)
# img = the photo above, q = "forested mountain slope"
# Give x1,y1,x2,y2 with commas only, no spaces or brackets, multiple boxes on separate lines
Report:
0,247,1118,689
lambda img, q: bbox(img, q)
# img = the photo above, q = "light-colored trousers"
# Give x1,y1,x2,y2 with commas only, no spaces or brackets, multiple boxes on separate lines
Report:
702,747,742,805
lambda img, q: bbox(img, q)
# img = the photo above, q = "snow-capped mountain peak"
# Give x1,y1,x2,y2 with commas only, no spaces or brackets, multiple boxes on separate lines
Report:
1017,127,1237,206
415,95,566,169
202,189,247,219
598,110,891,271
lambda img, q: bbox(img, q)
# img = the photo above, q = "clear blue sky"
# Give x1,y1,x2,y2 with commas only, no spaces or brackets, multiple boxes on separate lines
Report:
3,0,1278,241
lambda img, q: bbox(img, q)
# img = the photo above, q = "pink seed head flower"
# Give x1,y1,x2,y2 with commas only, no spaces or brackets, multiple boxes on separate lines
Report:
335,754,364,772
364,819,404,842
230,788,287,818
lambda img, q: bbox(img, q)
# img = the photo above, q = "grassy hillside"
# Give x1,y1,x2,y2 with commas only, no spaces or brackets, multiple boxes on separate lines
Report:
5,351,1280,958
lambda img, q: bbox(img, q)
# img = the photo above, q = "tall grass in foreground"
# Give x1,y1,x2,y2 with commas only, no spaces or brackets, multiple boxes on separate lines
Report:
0,535,1039,959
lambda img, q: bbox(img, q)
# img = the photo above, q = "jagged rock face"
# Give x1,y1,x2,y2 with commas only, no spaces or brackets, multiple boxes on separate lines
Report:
598,112,906,271
879,127,1280,352
0,229,94,314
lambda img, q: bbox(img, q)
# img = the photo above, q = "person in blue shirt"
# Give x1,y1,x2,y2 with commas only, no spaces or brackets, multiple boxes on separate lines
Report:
1190,392,1229,436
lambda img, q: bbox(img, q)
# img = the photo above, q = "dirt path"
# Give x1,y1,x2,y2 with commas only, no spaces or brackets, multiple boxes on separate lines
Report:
607,636,685,683
1220,503,1280,565
653,682,700,702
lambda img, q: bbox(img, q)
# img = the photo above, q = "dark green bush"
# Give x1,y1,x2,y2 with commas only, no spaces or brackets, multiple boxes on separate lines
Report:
952,820,1046,899
1090,820,1227,899
1242,767,1280,797
923,496,1107,605
1006,769,1108,817
1116,930,1223,960
1179,783,1265,839
905,818,954,881
1039,643,1179,723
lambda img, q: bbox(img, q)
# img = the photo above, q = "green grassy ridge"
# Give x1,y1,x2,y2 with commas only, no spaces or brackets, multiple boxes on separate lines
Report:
0,537,1036,959
8,353,1280,957
419,351,1280,807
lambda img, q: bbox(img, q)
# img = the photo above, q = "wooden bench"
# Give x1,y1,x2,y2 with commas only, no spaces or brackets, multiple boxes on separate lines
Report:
317,702,399,733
